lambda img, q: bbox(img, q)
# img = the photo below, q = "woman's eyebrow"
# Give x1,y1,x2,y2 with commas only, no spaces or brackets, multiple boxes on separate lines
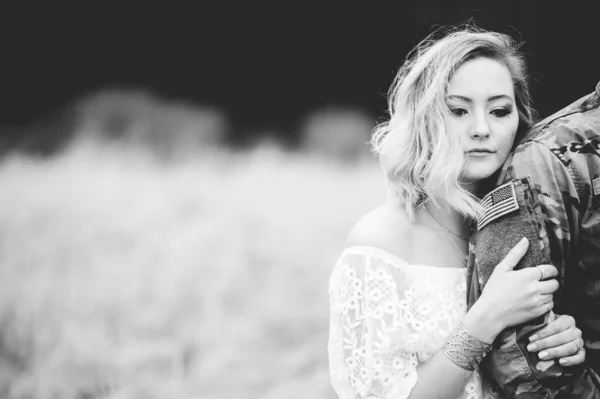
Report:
487,94,513,102
446,94,513,102
446,94,472,102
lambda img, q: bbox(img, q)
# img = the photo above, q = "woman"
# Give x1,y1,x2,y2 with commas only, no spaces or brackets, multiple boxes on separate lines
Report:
328,26,586,398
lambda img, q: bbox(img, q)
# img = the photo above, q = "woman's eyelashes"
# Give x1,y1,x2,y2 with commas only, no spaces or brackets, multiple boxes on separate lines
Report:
449,107,467,117
490,107,513,118
448,106,513,118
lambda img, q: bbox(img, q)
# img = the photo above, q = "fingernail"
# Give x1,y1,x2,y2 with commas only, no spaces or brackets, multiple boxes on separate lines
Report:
527,344,537,352
529,335,538,342
539,351,548,359
520,237,528,245
559,359,567,365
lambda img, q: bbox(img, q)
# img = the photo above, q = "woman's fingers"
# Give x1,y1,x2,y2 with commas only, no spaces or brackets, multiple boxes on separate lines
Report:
538,279,560,294
523,264,559,280
529,314,575,343
495,238,529,272
557,347,586,367
527,328,577,353
528,339,585,362
538,300,554,316
538,294,553,305
538,264,559,279
526,313,584,364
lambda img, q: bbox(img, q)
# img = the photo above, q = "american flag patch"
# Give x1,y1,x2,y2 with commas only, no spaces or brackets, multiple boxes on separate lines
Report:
477,182,519,230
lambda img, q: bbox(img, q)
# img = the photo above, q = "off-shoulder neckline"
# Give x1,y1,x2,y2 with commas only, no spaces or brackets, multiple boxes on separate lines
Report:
341,245,466,272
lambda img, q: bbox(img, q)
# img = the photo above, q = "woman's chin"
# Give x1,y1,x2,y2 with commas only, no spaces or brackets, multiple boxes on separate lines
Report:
461,168,497,184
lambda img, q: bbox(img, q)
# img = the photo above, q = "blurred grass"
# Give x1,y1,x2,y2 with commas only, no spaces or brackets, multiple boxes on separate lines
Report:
0,138,386,399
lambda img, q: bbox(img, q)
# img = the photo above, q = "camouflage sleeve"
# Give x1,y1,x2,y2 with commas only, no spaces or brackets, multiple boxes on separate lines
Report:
475,88,600,396
504,138,600,372
501,140,577,287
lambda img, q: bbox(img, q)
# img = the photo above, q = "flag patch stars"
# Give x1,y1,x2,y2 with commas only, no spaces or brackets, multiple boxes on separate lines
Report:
477,182,520,230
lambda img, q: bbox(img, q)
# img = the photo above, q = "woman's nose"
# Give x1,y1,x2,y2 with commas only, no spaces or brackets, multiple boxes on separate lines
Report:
471,113,491,139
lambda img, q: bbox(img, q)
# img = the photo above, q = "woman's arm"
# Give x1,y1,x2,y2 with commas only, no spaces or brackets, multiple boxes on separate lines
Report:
394,238,559,399
402,304,494,399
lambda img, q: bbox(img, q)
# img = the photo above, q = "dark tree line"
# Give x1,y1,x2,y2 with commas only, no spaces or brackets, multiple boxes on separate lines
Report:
0,2,597,157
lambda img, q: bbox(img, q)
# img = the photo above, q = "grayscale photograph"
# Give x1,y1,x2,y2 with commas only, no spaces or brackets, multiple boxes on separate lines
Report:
0,2,598,398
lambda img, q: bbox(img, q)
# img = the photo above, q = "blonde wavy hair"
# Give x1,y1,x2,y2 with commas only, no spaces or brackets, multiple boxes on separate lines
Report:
371,24,536,220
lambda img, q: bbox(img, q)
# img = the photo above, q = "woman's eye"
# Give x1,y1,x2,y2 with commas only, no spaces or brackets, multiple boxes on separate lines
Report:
491,107,512,118
450,107,467,117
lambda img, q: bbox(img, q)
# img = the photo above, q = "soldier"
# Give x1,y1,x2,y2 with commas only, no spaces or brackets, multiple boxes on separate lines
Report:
467,81,600,397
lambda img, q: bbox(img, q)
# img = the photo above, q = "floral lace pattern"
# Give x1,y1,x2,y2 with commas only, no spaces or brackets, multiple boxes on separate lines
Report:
328,246,502,399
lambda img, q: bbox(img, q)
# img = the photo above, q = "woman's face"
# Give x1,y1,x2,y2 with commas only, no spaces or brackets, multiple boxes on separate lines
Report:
446,57,519,186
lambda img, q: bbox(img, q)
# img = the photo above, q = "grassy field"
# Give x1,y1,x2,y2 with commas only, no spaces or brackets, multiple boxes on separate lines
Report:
0,139,386,399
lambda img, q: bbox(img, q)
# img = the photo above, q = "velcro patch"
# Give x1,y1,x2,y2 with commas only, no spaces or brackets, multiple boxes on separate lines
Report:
477,182,519,230
593,178,600,196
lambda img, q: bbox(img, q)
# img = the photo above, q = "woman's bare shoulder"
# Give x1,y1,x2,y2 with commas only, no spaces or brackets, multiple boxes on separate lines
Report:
344,203,414,257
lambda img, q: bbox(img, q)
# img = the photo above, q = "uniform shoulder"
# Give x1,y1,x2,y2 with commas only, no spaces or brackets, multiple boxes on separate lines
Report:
344,203,413,257
523,92,600,149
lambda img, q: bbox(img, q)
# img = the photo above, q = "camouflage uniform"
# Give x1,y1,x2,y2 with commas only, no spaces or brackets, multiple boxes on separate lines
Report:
467,81,600,398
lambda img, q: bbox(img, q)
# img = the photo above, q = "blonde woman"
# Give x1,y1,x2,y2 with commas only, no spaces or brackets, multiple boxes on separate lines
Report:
328,26,590,399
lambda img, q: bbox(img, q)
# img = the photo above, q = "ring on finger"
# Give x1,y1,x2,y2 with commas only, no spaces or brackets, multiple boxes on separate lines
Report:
537,265,545,280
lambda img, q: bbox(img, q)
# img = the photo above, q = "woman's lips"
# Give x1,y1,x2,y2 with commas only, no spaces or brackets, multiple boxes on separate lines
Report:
466,149,495,157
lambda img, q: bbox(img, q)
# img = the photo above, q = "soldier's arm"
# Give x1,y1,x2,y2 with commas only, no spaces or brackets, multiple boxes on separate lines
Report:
505,138,600,370
500,140,575,287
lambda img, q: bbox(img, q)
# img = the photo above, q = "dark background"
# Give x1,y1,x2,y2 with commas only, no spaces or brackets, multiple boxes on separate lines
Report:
1,1,598,147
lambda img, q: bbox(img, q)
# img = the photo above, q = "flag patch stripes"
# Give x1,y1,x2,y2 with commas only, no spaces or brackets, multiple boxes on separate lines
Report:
477,182,519,230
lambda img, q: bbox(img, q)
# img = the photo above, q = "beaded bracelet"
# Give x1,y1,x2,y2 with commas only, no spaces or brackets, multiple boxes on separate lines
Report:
443,322,493,371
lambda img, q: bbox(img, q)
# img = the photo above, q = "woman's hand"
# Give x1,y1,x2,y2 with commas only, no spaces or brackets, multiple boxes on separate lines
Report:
526,314,585,366
465,237,560,343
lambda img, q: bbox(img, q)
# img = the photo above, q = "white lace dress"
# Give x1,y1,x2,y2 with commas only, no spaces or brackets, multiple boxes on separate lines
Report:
328,246,502,399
